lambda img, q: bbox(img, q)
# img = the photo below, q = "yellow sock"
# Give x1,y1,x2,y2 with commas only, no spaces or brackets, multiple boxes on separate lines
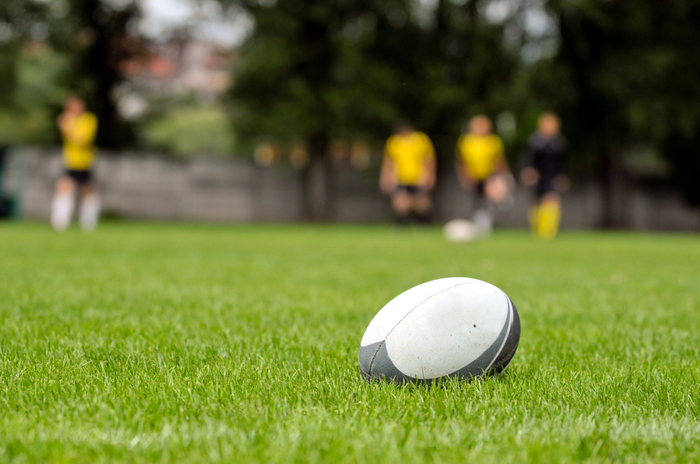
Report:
529,206,540,236
537,202,561,240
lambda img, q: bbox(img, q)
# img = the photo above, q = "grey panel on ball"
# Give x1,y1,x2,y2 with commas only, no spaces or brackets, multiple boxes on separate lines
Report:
371,342,413,383
359,340,412,383
358,341,382,381
449,298,513,380
489,298,520,374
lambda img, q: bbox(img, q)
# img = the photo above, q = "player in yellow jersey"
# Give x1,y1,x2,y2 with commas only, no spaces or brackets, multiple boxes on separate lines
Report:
380,122,436,225
51,96,101,231
455,115,512,235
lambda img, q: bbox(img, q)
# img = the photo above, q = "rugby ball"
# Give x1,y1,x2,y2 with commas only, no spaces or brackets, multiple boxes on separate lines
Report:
443,219,478,242
359,278,520,383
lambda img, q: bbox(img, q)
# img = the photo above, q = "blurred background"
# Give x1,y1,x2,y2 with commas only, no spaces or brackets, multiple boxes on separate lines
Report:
1,0,699,229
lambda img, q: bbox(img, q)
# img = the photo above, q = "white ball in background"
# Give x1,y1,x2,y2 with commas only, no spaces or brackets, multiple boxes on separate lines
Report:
359,278,520,383
443,219,479,242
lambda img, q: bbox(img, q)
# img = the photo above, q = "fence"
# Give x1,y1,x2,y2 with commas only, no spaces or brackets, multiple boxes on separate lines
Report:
3,148,699,230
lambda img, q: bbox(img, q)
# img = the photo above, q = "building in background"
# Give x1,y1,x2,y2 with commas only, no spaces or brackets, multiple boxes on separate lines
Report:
117,36,236,120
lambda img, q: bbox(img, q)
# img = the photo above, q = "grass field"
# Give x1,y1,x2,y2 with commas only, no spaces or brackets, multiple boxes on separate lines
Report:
1,222,699,463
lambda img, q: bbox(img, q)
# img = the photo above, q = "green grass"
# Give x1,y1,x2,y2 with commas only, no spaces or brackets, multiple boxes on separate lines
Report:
1,222,699,463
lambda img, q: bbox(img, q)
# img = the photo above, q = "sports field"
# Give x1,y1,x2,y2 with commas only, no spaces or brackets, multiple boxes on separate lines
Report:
1,222,699,463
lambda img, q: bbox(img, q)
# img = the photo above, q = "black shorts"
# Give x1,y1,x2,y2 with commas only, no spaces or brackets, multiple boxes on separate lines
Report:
65,169,93,186
395,185,425,195
474,181,486,198
535,178,556,199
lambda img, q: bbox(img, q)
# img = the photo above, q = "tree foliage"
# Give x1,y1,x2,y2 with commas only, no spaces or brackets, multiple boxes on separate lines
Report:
533,0,700,209
0,0,139,148
229,0,519,218
0,0,60,144
50,0,139,148
231,0,517,150
3,0,700,217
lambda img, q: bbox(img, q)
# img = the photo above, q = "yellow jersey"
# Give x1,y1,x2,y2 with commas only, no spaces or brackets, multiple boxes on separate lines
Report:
61,112,98,171
456,133,504,181
384,131,435,186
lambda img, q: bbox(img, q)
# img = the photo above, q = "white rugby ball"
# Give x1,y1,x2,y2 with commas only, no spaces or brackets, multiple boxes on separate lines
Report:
359,278,520,383
443,219,479,242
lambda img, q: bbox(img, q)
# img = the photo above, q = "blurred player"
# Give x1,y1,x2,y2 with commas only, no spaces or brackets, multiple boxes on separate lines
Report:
51,96,100,232
380,122,436,225
520,112,568,240
455,115,512,235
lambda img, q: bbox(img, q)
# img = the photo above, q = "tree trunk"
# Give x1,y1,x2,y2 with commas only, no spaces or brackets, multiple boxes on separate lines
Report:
301,135,334,221
601,151,628,229
297,1,334,221
78,0,136,149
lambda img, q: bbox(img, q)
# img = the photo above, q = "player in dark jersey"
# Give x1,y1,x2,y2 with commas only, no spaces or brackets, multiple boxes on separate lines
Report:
520,113,568,239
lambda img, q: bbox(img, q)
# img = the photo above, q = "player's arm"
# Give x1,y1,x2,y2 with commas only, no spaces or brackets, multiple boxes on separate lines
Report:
423,156,436,191
494,138,511,174
455,137,475,190
379,155,396,195
552,137,569,192
455,159,476,190
57,112,74,135
495,156,510,174
520,166,539,186
519,136,540,186
422,138,436,191
489,139,515,195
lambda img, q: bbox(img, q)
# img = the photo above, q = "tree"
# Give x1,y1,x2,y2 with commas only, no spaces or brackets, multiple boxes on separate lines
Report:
0,0,140,148
229,0,518,220
0,0,68,145
230,0,343,219
651,2,700,209
0,0,48,107
50,0,140,148
532,0,700,226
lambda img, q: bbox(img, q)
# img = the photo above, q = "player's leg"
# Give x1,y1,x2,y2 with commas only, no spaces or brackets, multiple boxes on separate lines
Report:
470,181,487,212
78,174,100,232
412,190,432,224
391,187,412,226
529,181,544,236
51,175,76,231
528,204,540,236
471,182,493,236
536,192,561,240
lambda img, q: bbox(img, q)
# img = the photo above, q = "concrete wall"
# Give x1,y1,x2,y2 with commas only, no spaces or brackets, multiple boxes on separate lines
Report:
4,148,699,230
